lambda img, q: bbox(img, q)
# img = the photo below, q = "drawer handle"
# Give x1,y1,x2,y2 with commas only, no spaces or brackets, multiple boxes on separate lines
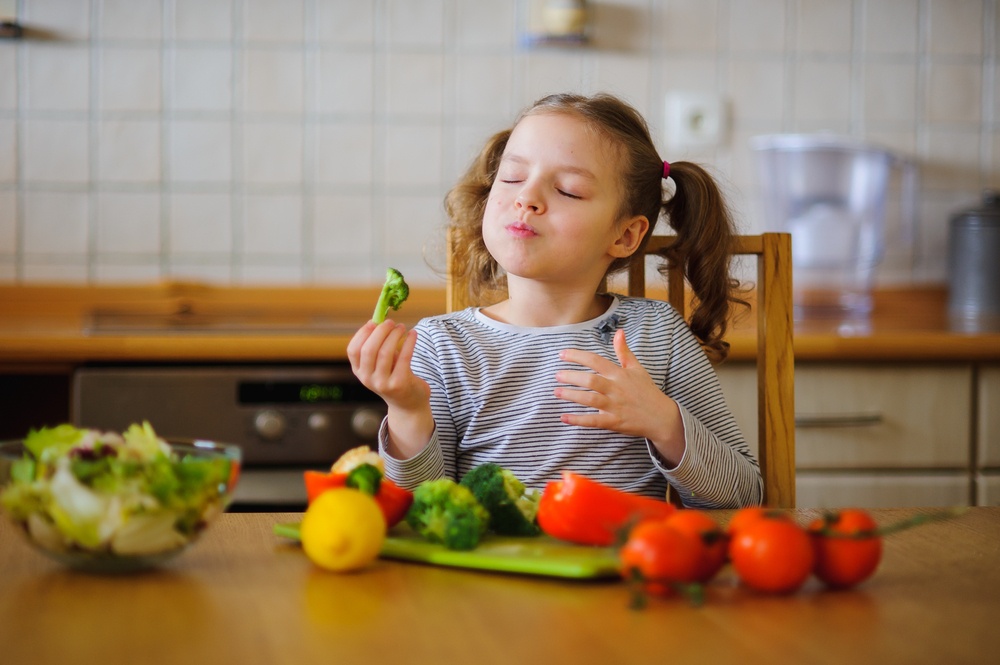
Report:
795,413,884,428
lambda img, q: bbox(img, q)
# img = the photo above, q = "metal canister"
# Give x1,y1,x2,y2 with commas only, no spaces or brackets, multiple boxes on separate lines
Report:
948,191,1000,332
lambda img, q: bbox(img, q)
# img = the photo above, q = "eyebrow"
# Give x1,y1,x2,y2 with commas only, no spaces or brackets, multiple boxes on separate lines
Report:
500,154,598,181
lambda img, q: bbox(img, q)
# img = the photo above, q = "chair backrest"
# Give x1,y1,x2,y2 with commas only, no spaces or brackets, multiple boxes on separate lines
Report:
445,231,796,508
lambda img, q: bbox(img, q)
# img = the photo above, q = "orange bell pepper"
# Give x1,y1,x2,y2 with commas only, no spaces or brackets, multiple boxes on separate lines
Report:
537,471,677,546
303,469,413,528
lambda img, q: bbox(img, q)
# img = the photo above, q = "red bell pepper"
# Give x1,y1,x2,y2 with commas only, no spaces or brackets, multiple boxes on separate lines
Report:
303,469,413,528
537,471,677,546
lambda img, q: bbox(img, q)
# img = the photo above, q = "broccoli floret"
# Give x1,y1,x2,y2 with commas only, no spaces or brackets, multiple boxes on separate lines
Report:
372,267,410,323
460,463,541,537
405,478,490,550
345,463,382,496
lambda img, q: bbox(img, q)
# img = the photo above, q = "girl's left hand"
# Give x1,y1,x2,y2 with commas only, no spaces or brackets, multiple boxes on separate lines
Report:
554,329,684,460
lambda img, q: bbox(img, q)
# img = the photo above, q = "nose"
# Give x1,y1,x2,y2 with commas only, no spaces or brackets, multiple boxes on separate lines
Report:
514,182,545,214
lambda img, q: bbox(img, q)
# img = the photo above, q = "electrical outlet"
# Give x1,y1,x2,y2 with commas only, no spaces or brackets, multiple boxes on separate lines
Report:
664,92,726,150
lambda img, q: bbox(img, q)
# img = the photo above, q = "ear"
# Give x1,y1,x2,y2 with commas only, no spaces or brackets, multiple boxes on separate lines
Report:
609,215,650,258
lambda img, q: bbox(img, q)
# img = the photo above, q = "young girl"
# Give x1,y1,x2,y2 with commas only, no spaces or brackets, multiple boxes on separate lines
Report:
348,92,761,508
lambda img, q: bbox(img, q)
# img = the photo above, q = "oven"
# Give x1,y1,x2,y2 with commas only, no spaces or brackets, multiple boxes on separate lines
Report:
71,365,386,510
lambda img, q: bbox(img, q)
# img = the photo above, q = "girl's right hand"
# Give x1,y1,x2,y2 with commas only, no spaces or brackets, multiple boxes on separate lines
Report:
347,320,434,459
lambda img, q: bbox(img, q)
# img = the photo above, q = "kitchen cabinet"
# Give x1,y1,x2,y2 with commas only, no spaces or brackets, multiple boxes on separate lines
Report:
976,365,1000,505
717,362,977,508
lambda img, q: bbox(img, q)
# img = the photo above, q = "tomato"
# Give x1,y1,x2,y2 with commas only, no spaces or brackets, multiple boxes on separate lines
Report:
619,520,703,596
808,508,883,589
663,510,727,582
728,515,814,594
726,506,791,538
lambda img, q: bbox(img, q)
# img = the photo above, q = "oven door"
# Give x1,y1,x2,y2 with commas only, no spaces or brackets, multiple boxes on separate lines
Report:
72,365,387,510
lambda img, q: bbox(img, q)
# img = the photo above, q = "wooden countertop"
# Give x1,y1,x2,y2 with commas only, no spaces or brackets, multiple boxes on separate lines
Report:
1,507,997,664
1,282,999,367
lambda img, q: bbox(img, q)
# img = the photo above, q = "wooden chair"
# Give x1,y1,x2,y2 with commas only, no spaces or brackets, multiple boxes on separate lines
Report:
446,231,796,508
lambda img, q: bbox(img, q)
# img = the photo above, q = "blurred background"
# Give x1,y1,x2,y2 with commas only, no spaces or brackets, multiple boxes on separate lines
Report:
0,0,995,288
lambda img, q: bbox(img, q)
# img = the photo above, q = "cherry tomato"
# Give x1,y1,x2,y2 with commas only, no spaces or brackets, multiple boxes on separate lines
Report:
619,520,703,596
729,515,814,594
808,508,883,589
664,510,728,583
726,506,791,538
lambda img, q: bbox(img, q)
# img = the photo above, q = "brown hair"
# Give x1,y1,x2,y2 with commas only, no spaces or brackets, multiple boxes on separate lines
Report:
444,92,744,361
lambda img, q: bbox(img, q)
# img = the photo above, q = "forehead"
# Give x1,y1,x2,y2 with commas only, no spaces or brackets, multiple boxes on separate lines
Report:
505,112,620,168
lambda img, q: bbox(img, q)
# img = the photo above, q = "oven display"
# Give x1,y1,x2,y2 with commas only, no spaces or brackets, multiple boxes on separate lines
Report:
238,381,379,404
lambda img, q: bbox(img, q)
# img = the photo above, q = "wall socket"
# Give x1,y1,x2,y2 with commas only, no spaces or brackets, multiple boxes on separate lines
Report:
664,92,726,150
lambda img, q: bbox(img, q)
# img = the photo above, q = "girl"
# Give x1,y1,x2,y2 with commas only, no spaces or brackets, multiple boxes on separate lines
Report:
348,92,761,508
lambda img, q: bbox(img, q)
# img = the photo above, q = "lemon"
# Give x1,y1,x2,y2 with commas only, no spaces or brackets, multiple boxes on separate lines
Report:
299,488,386,572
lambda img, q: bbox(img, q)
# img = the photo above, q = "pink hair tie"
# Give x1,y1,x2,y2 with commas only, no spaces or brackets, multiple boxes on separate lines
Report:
662,161,671,180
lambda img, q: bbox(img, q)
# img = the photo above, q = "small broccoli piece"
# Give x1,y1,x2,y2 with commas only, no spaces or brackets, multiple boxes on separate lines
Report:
345,463,382,496
405,478,490,550
460,463,541,537
372,267,410,323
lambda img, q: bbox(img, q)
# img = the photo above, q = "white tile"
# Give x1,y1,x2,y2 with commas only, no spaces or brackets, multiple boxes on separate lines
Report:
243,123,303,184
22,119,90,184
455,0,515,49
238,261,304,285
660,55,719,94
96,192,161,253
313,194,374,257
593,0,650,51
174,0,233,41
863,62,918,124
729,0,786,53
99,0,162,41
383,123,443,187
0,118,15,182
316,1,375,45
23,191,89,254
796,0,852,54
591,54,651,110
315,122,373,186
728,58,785,122
862,0,919,55
22,262,89,283
167,260,232,284
242,194,303,255
24,0,91,41
386,53,445,117
926,62,982,125
93,261,163,284
243,49,305,114
99,48,162,112
383,194,442,257
169,193,232,253
455,55,514,118
0,263,15,280
170,120,233,183
244,0,304,42
313,259,378,285
97,120,162,183
920,129,984,191
663,0,718,53
793,60,851,124
387,0,445,48
928,0,984,56
316,51,374,115
522,53,585,102
25,45,91,112
171,48,233,111
0,191,15,253
0,48,16,110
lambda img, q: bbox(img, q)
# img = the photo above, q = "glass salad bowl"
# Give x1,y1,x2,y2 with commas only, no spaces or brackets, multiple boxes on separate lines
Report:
0,423,241,573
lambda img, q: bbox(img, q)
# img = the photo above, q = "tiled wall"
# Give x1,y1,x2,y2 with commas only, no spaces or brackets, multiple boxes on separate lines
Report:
0,0,996,287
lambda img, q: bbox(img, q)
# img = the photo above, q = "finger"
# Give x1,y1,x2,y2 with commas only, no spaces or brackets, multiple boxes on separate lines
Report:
374,323,409,375
560,412,614,429
391,328,419,378
612,328,639,368
554,384,606,410
559,348,621,375
355,320,399,376
555,368,608,392
347,321,378,373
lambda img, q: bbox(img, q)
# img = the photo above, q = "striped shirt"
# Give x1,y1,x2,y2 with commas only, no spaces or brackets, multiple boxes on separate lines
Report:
379,295,763,508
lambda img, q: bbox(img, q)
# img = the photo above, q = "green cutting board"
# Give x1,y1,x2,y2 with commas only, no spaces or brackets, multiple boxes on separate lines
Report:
274,522,621,579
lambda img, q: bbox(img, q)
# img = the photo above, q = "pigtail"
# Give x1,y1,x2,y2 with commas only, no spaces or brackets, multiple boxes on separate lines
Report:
660,161,746,363
444,129,511,307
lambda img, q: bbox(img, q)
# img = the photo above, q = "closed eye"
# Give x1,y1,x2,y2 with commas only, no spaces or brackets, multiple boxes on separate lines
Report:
558,189,582,199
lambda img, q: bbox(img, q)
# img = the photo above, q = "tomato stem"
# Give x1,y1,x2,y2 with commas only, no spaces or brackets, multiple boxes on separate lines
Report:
813,507,968,539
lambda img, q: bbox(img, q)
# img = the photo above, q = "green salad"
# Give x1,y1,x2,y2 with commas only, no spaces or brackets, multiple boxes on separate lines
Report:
0,422,236,557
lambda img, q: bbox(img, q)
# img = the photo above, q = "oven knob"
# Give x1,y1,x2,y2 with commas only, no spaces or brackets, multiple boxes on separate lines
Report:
254,409,286,441
350,408,383,441
307,412,331,431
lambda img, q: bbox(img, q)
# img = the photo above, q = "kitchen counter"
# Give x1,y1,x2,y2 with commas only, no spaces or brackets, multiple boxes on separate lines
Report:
1,282,999,366
1,507,997,664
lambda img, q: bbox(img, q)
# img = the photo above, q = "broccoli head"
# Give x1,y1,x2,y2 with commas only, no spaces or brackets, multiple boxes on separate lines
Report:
344,463,382,496
405,478,489,550
460,463,541,537
372,267,409,323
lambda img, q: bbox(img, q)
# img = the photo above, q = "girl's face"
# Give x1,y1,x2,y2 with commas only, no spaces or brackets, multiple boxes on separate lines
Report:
482,112,641,292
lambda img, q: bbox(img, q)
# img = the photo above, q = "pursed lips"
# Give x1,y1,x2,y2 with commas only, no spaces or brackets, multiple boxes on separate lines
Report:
506,221,538,238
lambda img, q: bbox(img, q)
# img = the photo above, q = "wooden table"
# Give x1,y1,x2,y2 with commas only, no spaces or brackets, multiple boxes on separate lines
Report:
1,508,998,665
